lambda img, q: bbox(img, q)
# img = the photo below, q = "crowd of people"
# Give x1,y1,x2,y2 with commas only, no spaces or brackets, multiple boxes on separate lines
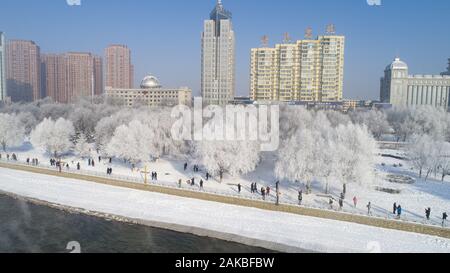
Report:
1,154,449,227
0,153,18,161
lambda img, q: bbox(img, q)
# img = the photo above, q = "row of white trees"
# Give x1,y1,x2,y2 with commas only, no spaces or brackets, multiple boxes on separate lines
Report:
276,108,377,193
408,134,450,181
2,98,450,187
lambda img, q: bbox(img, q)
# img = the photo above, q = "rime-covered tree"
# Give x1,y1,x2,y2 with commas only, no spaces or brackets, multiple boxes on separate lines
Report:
106,120,162,164
0,113,25,151
194,119,261,179
74,133,91,158
275,128,318,192
350,110,392,139
334,123,377,191
30,118,75,158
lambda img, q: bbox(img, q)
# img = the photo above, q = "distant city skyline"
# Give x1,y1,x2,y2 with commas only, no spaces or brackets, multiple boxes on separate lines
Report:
0,0,449,100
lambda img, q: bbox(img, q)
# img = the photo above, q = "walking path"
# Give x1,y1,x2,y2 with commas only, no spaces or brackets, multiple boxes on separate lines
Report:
0,161,449,240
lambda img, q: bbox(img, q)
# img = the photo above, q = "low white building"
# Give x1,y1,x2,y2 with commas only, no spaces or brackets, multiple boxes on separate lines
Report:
105,75,192,107
380,58,450,109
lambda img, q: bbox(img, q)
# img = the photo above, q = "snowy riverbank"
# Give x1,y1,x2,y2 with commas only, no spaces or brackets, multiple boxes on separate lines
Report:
0,167,449,253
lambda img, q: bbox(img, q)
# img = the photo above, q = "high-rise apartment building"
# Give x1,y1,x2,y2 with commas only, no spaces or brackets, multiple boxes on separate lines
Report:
6,40,41,102
105,45,133,89
250,30,345,103
93,55,103,95
41,54,67,103
41,52,103,103
201,0,235,105
66,52,99,103
0,32,6,102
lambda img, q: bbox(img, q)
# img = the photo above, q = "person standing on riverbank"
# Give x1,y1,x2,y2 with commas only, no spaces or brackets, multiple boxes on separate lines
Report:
425,208,431,221
397,205,402,219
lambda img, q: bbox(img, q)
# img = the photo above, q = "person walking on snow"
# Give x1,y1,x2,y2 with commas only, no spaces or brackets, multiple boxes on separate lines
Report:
367,202,372,216
77,162,80,170
393,203,397,215
443,212,448,227
298,190,303,206
238,184,241,193
200,179,204,190
353,196,358,208
329,199,334,210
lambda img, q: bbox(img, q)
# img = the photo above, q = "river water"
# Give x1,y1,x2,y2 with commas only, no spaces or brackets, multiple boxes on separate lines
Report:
0,193,272,253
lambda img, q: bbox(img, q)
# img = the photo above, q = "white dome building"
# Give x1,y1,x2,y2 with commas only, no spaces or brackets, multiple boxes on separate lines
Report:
380,57,450,108
105,73,192,107
140,75,162,89
388,57,409,71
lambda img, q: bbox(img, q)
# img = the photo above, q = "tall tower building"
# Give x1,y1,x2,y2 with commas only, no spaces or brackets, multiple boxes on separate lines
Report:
105,45,133,89
250,29,345,103
6,40,41,102
201,0,235,105
0,32,6,102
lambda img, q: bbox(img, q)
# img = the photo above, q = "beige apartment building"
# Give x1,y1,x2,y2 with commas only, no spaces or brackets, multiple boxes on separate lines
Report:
105,74,192,107
105,45,134,89
250,32,345,103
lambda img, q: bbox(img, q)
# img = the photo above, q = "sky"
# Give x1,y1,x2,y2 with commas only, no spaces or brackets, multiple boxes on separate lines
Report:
0,0,449,100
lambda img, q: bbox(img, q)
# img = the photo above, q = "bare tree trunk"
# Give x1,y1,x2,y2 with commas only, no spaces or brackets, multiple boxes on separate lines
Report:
306,181,312,194
425,169,432,182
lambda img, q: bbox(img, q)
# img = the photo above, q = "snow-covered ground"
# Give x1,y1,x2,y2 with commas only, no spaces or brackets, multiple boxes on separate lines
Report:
0,167,449,253
2,143,449,228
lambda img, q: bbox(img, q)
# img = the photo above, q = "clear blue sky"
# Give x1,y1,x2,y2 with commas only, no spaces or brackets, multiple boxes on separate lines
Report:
1,0,449,100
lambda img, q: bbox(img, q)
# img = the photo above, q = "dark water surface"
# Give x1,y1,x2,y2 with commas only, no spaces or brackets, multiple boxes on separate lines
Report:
0,194,273,253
